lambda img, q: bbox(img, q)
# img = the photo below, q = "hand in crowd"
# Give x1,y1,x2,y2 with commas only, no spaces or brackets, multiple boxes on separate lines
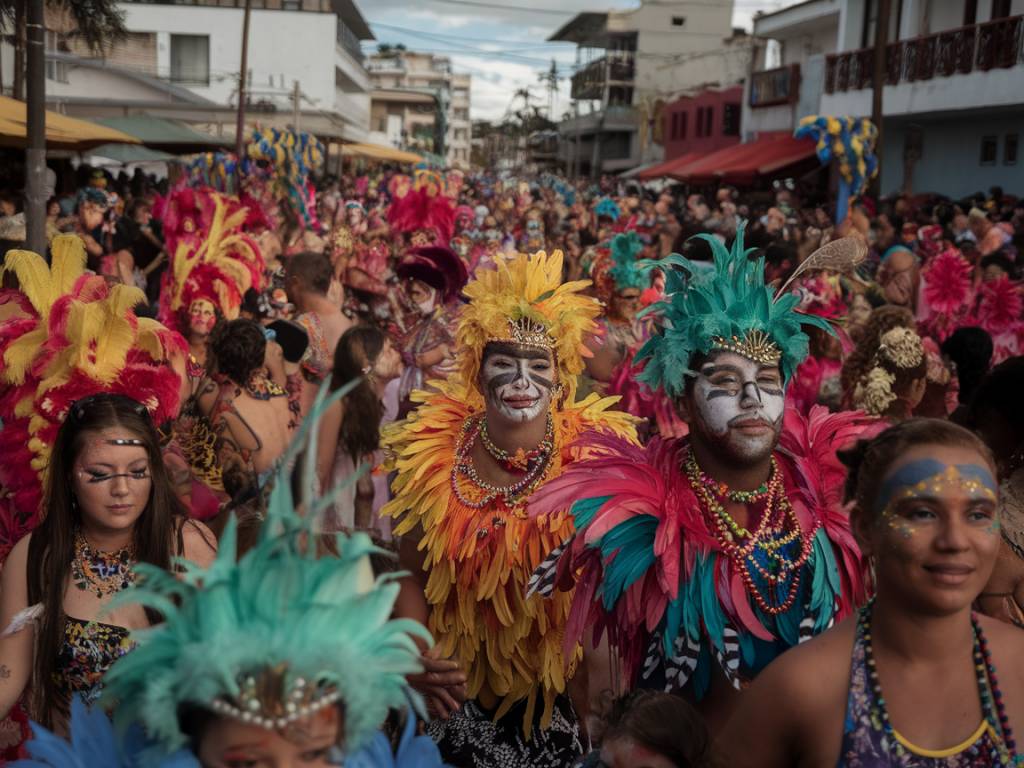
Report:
407,645,467,720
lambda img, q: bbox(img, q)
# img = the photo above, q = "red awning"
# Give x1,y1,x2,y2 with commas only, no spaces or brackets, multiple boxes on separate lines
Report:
669,135,816,185
718,136,817,184
636,151,701,180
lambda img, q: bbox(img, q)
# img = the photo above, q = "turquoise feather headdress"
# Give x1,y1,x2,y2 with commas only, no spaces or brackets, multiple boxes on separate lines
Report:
606,231,649,293
635,225,835,397
100,383,431,762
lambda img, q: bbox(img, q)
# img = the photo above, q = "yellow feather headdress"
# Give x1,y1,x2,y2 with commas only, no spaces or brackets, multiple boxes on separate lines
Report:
457,250,600,404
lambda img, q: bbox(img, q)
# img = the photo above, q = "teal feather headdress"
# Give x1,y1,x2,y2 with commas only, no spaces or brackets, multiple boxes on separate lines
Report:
635,225,834,398
100,383,431,763
606,231,649,293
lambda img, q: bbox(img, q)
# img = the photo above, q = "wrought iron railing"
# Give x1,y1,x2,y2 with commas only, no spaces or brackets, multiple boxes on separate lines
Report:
570,54,635,100
825,15,1023,93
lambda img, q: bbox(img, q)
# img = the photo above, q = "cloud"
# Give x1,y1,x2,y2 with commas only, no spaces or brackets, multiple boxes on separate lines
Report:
363,0,803,122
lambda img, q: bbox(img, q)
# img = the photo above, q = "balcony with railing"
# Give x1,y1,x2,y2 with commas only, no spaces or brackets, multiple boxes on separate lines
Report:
749,64,801,108
825,15,1023,93
570,54,635,100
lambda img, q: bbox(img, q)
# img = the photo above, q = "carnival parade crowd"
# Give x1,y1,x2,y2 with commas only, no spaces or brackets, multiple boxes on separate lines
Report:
0,136,1023,767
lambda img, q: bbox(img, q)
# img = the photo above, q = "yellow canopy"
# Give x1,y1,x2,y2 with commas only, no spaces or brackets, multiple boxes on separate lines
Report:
335,141,422,164
0,96,141,151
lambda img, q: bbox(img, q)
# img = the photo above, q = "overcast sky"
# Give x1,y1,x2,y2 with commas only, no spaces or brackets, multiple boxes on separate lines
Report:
360,0,804,122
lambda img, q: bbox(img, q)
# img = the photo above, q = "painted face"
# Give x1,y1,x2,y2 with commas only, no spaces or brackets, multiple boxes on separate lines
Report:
480,342,556,424
72,429,152,535
346,206,364,227
406,280,436,315
864,444,1000,615
848,293,872,327
197,705,341,768
599,737,678,768
612,288,642,323
686,350,785,465
188,299,217,336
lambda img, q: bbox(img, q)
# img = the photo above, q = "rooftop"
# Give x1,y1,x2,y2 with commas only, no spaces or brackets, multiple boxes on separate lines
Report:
548,12,611,45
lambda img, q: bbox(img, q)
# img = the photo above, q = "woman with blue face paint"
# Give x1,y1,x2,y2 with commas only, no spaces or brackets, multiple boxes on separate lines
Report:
719,418,1024,767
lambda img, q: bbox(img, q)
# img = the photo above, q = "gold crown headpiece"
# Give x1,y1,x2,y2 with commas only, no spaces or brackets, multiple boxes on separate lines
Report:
502,316,555,351
710,330,782,367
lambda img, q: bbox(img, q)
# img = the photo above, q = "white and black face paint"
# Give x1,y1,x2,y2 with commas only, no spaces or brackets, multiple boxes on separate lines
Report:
480,342,556,424
689,350,785,464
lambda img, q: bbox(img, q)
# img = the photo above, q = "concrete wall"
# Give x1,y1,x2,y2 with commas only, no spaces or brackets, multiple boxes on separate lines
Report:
780,21,837,65
122,4,338,110
881,111,1024,197
46,64,172,103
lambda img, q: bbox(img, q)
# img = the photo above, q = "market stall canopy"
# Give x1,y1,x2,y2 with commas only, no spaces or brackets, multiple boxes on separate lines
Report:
334,141,423,164
635,152,701,180
88,143,176,165
669,135,816,185
91,115,232,154
0,96,140,151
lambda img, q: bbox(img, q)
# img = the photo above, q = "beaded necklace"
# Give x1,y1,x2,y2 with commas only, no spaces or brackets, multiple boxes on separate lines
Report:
479,412,554,472
71,530,136,599
684,451,818,615
858,599,1018,763
450,414,554,510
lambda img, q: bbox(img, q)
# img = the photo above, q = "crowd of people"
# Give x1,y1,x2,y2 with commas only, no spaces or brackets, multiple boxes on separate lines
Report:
0,133,1022,768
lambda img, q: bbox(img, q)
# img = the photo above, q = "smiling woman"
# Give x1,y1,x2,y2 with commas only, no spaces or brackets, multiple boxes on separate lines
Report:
718,418,1024,767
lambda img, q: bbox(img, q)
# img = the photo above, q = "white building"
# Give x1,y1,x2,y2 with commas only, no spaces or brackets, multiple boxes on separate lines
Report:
550,0,759,176
746,0,1024,197
366,50,473,169
3,0,376,143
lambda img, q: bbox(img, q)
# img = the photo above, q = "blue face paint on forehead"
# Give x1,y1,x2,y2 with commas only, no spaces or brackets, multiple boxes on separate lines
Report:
874,458,997,513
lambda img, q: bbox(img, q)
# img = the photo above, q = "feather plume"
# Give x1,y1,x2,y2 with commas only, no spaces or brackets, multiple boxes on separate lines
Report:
775,236,867,298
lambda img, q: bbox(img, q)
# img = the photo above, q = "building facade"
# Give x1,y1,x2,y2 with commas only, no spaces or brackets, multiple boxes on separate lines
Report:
366,50,473,169
1,0,375,143
745,0,1024,197
551,0,763,177
661,85,743,161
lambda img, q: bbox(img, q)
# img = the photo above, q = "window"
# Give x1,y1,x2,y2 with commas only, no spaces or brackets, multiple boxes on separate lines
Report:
964,0,978,25
695,107,704,137
170,34,210,85
1006,134,1019,166
672,16,685,27
44,30,68,83
980,135,998,165
282,0,300,9
704,106,714,137
723,103,740,136
680,111,687,139
671,112,679,140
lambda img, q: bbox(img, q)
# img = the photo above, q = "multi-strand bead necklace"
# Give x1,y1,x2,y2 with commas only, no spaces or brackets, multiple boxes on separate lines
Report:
451,413,555,509
684,451,818,615
859,598,1018,763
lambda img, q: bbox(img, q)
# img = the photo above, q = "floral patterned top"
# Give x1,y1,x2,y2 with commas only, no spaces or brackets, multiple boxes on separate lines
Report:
54,616,136,708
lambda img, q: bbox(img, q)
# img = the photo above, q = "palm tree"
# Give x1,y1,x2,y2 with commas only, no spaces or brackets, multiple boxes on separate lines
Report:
2,0,127,99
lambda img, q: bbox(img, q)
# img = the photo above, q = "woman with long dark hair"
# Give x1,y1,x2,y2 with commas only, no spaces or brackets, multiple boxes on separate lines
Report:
316,324,402,532
0,393,216,731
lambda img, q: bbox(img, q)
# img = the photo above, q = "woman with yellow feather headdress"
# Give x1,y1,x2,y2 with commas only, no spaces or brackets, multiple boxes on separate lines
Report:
382,249,637,767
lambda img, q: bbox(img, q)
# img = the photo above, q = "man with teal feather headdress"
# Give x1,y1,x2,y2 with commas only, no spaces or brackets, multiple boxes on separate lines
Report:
528,225,878,732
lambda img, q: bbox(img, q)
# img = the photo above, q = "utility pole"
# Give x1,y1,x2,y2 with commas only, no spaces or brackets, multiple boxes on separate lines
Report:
234,0,252,189
869,0,892,199
25,0,45,253
292,80,301,133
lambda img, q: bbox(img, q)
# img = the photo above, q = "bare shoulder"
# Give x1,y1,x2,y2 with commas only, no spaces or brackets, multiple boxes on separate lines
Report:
977,614,1024,682
746,615,856,719
178,518,218,567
